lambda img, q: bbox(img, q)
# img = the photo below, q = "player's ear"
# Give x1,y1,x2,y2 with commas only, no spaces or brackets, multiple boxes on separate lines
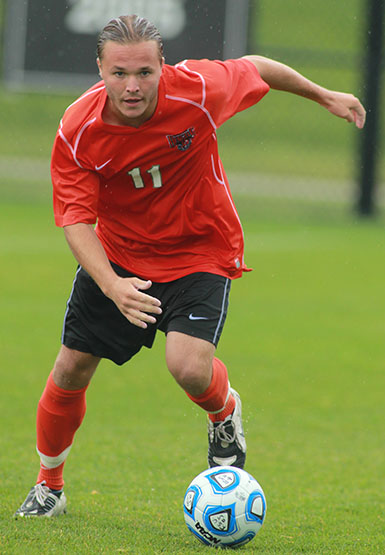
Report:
96,57,102,78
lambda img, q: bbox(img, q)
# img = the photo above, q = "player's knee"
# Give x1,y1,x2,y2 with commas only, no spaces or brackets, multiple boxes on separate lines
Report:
166,353,212,395
53,346,99,389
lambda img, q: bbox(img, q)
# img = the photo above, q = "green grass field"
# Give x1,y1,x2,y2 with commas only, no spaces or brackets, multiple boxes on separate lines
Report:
1,196,384,553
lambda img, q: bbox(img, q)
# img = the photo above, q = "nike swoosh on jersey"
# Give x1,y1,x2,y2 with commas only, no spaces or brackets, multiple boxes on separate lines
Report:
94,158,112,171
188,313,209,320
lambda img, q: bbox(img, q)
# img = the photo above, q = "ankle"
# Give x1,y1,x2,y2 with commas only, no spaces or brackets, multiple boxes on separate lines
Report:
209,393,236,422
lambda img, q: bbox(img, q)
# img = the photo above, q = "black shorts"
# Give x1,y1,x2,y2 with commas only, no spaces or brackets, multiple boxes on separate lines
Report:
62,263,231,365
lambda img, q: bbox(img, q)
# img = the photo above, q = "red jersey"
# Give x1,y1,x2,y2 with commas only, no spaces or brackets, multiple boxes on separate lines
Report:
52,58,269,281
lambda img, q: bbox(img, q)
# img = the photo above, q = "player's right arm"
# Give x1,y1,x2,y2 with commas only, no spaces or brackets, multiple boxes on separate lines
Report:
51,113,161,329
63,222,162,329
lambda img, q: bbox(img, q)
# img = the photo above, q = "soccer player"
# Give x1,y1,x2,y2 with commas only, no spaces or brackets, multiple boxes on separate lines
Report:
15,15,365,517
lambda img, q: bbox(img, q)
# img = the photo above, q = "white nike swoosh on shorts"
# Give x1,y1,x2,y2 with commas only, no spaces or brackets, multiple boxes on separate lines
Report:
188,313,209,320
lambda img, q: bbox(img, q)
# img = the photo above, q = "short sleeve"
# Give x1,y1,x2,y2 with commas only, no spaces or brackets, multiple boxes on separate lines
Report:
51,130,100,227
181,58,270,128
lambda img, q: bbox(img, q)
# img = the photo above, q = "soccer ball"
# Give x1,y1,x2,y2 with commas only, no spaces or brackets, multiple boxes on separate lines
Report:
183,466,266,548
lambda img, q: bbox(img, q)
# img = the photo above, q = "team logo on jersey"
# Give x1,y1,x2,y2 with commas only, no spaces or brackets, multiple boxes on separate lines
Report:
166,127,195,151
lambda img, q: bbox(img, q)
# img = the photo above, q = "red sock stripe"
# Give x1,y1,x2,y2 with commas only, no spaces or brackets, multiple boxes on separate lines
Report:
209,393,236,422
37,462,65,491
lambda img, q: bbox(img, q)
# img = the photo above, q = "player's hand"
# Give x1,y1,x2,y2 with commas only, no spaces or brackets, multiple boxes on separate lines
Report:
320,90,366,129
107,276,162,329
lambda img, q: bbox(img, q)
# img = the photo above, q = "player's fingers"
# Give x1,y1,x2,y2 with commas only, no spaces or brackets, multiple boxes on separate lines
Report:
120,296,162,317
343,95,366,128
325,92,366,129
125,309,158,328
134,293,163,313
343,109,355,124
352,104,366,129
127,315,148,329
345,107,365,128
131,278,162,307
133,278,153,292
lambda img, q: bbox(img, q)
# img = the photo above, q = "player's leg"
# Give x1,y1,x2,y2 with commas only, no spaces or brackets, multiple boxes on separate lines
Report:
15,263,106,518
14,346,100,518
165,289,246,470
161,272,246,468
165,332,214,396
36,346,100,489
52,344,100,389
15,262,159,517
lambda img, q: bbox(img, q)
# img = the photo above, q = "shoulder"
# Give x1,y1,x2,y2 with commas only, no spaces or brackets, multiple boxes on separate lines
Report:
173,58,256,80
162,59,233,87
160,59,269,128
163,58,259,97
59,81,105,142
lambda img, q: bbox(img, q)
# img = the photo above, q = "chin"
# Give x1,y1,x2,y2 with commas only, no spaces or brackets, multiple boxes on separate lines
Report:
122,106,144,118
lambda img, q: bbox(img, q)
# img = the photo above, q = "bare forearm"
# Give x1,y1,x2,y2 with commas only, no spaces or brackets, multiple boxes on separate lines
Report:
63,223,119,297
243,55,366,128
63,222,162,328
243,55,326,100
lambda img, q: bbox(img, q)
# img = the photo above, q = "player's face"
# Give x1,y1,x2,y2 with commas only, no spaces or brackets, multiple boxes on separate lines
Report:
97,40,163,127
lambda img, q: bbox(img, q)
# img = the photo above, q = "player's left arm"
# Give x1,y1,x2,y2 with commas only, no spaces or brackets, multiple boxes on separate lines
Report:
242,55,366,129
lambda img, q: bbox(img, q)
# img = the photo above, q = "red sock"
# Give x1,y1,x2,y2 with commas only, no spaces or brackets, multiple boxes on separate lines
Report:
36,372,88,490
186,357,236,422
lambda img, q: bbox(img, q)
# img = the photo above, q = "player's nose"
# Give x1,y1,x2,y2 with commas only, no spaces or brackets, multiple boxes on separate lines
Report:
125,76,140,93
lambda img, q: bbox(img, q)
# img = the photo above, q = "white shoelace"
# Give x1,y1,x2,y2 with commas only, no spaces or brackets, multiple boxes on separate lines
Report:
34,483,51,507
214,420,235,444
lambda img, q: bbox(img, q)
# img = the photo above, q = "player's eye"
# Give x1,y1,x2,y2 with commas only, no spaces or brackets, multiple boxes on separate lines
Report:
114,71,124,77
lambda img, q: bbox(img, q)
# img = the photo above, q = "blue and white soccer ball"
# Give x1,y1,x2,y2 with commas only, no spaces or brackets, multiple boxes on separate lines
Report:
183,466,266,548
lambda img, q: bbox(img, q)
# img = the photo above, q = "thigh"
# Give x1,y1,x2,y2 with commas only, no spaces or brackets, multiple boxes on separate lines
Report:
53,345,100,390
62,265,158,365
158,272,231,347
165,331,216,393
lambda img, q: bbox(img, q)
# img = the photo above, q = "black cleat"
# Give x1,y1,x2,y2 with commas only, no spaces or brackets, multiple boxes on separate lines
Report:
14,482,67,518
208,388,246,469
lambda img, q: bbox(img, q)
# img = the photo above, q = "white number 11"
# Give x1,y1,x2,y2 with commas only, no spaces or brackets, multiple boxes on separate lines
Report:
127,165,163,189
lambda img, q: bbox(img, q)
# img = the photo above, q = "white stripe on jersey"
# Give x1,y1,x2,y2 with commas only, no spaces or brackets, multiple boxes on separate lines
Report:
65,85,105,112
57,85,105,168
58,117,96,169
167,60,216,130
165,94,217,131
211,154,246,268
175,60,207,106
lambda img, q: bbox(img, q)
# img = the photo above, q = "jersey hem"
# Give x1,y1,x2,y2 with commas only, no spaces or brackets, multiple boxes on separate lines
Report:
106,255,249,282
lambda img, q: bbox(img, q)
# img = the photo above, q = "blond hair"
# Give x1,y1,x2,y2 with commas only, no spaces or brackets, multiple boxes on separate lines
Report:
97,15,163,61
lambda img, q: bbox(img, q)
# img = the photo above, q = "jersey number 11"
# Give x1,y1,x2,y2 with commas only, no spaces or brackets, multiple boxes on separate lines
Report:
128,165,163,189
